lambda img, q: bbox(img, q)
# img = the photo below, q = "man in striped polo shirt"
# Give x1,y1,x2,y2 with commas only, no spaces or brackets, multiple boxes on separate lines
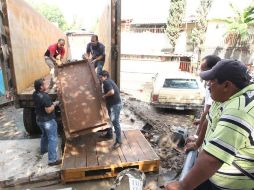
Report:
165,59,254,190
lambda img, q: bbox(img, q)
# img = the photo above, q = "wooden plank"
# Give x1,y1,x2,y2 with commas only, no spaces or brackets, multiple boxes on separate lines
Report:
115,144,126,163
84,134,99,167
74,143,86,168
62,143,78,169
96,138,121,166
61,130,160,183
124,130,147,161
128,130,159,160
62,160,159,183
120,131,138,162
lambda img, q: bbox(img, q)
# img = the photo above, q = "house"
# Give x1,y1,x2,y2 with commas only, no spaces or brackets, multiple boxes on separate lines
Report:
121,0,254,65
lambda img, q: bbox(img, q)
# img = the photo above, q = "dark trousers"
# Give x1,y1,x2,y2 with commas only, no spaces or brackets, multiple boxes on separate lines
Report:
94,60,104,76
106,103,122,143
194,180,220,190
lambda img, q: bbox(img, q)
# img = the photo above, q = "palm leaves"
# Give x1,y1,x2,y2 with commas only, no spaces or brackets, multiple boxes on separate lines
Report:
223,4,254,43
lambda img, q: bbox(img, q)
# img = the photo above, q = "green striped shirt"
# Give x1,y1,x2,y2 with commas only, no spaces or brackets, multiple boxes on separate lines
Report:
203,84,254,190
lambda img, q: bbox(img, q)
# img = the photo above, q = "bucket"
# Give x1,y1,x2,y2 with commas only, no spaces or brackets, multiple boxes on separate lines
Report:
0,68,5,96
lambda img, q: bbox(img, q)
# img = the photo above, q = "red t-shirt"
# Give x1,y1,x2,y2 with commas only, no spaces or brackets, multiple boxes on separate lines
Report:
44,43,65,59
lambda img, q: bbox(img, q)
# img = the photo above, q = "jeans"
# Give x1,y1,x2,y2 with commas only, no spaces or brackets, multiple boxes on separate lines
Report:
107,103,122,143
36,119,58,163
94,60,104,76
45,56,56,88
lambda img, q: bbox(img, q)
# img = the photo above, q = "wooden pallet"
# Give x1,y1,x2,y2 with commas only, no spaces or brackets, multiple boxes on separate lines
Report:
61,130,160,183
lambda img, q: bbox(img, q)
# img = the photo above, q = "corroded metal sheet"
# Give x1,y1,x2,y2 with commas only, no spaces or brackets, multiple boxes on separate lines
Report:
3,0,66,94
96,0,121,86
57,60,109,139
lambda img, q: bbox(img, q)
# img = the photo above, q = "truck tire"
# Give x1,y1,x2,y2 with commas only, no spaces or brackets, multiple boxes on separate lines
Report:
23,108,41,135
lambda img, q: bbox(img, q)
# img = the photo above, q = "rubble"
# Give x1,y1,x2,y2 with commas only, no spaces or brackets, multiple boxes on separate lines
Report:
122,93,197,177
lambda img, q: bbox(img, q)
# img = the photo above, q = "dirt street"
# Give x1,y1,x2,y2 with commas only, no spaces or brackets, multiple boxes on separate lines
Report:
0,92,197,189
0,104,27,140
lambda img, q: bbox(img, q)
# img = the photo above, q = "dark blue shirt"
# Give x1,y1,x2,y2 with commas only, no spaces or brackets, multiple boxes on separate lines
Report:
86,42,105,61
33,91,55,122
102,79,121,107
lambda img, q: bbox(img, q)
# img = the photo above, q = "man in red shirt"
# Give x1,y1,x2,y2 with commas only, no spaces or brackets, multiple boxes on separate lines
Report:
44,38,65,89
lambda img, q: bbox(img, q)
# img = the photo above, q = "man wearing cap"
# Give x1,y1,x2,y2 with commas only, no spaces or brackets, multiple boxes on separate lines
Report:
165,59,254,190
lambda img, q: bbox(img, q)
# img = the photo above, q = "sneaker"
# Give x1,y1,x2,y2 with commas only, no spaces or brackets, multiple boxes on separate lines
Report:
48,159,62,166
112,142,122,149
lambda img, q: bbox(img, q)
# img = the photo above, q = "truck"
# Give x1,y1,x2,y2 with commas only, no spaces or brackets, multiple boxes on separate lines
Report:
0,0,121,135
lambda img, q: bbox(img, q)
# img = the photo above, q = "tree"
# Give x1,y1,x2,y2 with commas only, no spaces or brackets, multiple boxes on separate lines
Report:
25,0,68,31
223,4,254,46
191,0,213,70
165,0,186,52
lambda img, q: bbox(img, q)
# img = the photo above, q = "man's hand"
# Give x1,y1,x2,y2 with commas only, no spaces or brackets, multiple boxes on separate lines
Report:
82,54,88,62
184,142,198,153
102,95,106,99
193,119,201,125
164,181,183,190
53,101,60,106
185,135,197,144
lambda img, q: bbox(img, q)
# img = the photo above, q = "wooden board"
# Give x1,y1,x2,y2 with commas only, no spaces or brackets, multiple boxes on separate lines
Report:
61,130,160,183
57,60,110,139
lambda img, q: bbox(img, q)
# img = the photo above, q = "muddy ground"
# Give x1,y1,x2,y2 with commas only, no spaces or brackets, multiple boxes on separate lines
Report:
0,93,198,189
122,93,197,176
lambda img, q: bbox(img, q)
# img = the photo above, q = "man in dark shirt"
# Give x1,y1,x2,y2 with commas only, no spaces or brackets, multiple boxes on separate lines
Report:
99,70,122,148
44,38,65,89
83,35,105,76
32,79,61,166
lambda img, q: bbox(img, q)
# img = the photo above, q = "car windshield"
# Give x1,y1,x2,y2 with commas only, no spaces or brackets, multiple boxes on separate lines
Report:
163,79,199,89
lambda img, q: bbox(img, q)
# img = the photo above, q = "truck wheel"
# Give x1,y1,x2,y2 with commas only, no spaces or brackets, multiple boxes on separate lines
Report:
23,108,41,135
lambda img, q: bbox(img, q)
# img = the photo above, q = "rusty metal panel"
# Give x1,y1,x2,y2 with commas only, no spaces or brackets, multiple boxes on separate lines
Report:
96,0,111,73
96,0,121,86
57,60,109,139
2,0,66,94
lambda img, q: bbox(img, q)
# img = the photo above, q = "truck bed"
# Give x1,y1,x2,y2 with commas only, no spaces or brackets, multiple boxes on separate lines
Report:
17,75,57,108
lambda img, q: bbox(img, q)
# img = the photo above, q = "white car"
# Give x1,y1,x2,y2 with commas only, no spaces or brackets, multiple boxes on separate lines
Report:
150,72,204,110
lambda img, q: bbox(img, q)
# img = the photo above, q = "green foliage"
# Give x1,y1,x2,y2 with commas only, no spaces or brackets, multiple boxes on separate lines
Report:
191,0,213,49
222,4,254,41
166,0,186,51
25,0,68,31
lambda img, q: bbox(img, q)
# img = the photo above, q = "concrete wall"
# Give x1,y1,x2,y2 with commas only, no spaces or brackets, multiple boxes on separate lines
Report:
203,21,253,64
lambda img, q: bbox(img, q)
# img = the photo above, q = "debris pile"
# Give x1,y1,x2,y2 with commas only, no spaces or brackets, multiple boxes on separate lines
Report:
122,94,196,175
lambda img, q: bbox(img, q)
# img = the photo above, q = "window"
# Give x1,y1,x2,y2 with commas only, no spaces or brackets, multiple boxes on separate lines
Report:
163,79,199,89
